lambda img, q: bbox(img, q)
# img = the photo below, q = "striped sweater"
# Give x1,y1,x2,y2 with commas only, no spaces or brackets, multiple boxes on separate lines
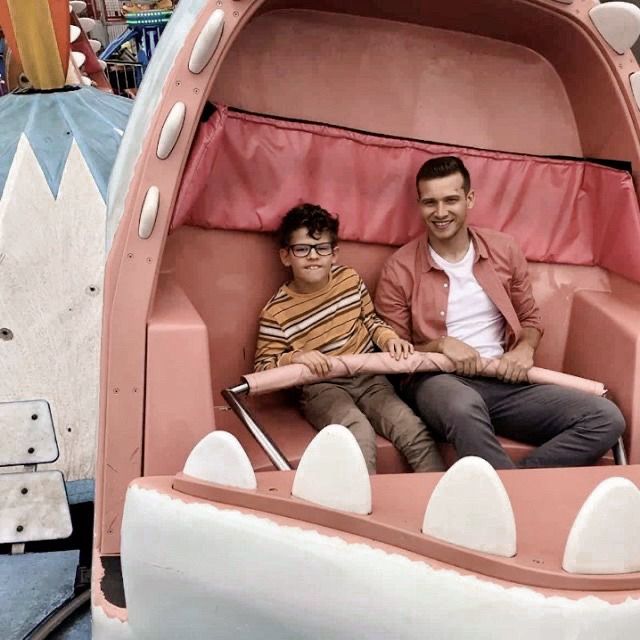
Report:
254,265,398,371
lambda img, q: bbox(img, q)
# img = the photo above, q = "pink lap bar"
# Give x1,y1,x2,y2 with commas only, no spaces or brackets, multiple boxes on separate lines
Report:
242,352,606,397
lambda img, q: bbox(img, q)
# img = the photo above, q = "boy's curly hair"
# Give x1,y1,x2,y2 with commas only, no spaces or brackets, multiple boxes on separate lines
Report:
277,203,339,248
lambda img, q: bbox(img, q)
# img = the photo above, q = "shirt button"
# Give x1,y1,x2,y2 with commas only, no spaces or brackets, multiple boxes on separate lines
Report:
443,283,448,288
440,311,445,316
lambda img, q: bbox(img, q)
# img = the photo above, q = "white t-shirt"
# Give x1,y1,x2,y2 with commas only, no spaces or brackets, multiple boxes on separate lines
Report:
429,242,505,358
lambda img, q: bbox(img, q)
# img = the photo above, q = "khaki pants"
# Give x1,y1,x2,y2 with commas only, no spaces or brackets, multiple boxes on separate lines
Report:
300,374,444,474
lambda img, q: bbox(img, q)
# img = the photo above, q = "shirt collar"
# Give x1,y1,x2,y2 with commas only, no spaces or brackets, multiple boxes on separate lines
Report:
420,226,488,272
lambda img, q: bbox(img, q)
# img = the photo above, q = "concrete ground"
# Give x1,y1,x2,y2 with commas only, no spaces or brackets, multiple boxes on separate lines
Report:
0,481,93,639
0,550,90,639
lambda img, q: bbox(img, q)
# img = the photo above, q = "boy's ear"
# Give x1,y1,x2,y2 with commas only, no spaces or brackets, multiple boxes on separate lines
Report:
331,245,339,264
279,247,291,267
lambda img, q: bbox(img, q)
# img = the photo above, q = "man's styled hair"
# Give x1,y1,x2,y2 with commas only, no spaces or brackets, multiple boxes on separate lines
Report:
277,203,339,248
415,156,471,194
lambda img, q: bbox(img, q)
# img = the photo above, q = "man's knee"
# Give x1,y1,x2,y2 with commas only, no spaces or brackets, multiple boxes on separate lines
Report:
594,398,626,440
573,396,626,456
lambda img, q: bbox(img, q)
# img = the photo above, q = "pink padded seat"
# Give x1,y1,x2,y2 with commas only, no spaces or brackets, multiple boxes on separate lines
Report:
163,227,617,473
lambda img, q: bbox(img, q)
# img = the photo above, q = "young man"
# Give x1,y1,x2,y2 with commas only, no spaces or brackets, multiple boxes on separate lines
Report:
375,156,625,469
254,203,445,474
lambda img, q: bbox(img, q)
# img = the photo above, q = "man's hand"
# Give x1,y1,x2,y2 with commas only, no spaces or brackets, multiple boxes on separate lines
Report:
384,338,414,360
291,350,334,376
496,343,534,384
439,336,484,377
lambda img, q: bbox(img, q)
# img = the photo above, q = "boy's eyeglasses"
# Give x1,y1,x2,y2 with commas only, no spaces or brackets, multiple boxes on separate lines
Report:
287,243,335,258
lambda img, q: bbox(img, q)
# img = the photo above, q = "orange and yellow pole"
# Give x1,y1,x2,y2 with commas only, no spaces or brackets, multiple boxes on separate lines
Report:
0,0,70,90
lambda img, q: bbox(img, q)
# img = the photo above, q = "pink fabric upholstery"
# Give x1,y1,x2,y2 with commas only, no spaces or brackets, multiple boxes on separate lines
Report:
243,353,605,397
173,106,640,283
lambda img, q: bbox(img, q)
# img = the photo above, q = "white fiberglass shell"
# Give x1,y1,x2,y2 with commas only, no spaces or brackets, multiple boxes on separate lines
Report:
109,485,640,640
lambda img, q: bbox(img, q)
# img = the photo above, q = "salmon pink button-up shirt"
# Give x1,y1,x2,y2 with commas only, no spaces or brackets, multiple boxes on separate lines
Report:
375,226,543,352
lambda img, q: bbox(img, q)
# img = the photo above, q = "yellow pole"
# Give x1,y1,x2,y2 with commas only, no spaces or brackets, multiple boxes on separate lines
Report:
6,0,66,90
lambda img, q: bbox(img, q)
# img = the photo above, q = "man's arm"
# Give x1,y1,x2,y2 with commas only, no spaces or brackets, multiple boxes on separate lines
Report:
374,262,412,341
496,327,541,383
496,242,543,383
415,336,484,378
508,242,543,334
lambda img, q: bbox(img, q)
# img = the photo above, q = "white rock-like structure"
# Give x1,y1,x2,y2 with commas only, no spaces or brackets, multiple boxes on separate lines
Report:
0,89,131,480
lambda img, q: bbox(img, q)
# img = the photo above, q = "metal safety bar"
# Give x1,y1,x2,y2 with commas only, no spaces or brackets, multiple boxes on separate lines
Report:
222,383,292,471
224,384,628,469
613,436,628,466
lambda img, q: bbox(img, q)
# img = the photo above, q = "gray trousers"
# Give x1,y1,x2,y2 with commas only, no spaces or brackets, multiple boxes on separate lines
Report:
404,373,625,469
300,374,445,474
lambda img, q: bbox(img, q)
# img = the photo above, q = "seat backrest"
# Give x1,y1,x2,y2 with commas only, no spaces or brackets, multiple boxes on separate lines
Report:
165,226,612,402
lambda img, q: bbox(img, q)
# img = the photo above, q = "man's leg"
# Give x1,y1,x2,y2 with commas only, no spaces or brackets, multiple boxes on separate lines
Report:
353,375,445,472
475,380,626,468
407,373,516,469
300,379,377,474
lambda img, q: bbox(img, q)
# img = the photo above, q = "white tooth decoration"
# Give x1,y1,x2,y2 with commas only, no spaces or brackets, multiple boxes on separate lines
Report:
630,72,640,110
291,424,372,514
89,39,102,53
70,25,81,43
70,1,87,14
157,102,186,160
563,477,640,574
188,9,225,74
589,2,640,54
80,76,93,86
422,456,516,557
71,51,86,69
183,431,257,490
79,17,96,33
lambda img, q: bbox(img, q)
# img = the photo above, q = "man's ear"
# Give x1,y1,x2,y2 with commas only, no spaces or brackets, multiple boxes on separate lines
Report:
466,189,475,209
331,245,339,264
279,247,291,267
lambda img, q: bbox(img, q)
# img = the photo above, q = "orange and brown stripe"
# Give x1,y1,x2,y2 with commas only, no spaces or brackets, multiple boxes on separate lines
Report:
254,266,397,371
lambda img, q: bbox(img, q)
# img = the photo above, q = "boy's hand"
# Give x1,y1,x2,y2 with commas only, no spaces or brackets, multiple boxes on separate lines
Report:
291,350,334,376
384,338,414,360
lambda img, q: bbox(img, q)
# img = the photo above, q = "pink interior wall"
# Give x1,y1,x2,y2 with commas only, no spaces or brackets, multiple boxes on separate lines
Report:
214,0,640,176
212,10,582,156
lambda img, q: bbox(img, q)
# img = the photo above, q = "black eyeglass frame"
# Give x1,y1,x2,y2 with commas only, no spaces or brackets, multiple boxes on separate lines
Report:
286,242,336,258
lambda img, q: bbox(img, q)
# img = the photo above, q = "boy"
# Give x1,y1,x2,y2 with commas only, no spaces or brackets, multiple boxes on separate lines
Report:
254,203,444,474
